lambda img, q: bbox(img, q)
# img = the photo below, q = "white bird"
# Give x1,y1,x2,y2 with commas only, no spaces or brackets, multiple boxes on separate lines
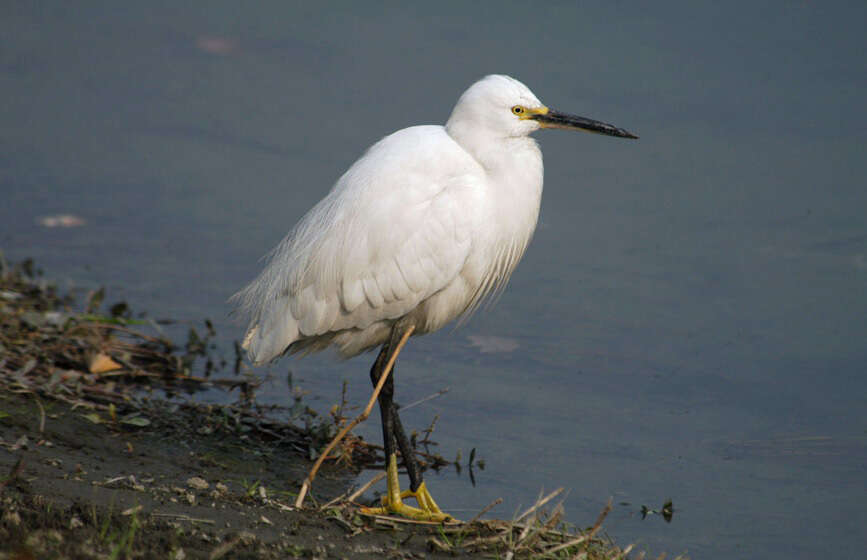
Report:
233,74,637,520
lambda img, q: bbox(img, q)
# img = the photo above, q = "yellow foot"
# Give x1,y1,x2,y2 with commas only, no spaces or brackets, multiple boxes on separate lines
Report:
360,455,454,522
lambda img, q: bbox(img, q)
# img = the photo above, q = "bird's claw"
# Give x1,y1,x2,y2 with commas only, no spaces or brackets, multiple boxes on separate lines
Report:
359,455,453,522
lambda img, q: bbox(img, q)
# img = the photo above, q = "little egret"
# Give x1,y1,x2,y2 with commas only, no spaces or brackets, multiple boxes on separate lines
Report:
233,74,637,521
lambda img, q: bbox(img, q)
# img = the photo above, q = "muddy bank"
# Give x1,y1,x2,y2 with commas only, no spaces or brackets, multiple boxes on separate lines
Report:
0,390,467,559
0,256,654,559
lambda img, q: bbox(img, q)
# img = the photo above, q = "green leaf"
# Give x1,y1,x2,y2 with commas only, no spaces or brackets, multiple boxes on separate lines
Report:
120,415,151,427
78,314,146,326
82,413,104,424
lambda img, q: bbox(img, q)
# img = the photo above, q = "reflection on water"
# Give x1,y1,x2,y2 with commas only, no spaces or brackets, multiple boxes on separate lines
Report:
2,3,866,559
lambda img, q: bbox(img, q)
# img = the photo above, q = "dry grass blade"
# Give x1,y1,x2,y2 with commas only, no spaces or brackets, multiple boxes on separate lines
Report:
466,497,503,526
345,471,386,504
150,513,215,524
590,498,613,536
514,503,564,553
438,493,641,559
32,393,46,433
543,498,612,557
520,504,563,550
320,470,387,510
515,487,564,524
543,533,590,556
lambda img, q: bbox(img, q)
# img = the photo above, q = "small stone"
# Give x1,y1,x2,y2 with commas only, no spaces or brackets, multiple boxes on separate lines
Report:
187,476,209,490
2,510,21,526
12,435,29,451
25,529,63,550
129,475,146,492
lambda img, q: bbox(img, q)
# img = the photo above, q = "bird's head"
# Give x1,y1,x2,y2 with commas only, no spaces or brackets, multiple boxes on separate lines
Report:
446,74,637,141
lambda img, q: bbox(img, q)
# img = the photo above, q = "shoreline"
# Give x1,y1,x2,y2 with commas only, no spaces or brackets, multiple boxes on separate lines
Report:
0,255,655,558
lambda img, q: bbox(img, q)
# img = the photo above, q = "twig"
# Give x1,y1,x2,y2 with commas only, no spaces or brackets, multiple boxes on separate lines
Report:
461,532,513,548
318,488,352,511
420,414,440,445
209,535,242,560
32,393,46,433
0,456,24,491
364,512,457,526
362,441,446,466
151,513,215,524
75,322,167,345
400,387,450,412
294,325,414,508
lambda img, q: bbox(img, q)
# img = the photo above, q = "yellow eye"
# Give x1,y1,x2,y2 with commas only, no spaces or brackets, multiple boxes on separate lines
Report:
511,105,525,115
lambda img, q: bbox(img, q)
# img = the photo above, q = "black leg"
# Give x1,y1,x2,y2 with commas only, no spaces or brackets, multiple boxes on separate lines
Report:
391,399,423,491
369,325,424,492
370,344,396,463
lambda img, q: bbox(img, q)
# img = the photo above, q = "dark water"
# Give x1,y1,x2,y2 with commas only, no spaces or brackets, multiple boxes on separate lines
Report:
3,3,866,558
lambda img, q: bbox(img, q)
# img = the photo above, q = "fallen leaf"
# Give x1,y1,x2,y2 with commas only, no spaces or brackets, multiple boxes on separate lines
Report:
89,353,122,374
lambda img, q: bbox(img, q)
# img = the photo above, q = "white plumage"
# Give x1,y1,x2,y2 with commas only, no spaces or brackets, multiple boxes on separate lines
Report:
232,74,637,520
232,74,636,364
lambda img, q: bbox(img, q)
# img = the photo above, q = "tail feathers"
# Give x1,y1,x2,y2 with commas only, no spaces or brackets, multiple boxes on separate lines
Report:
242,303,300,365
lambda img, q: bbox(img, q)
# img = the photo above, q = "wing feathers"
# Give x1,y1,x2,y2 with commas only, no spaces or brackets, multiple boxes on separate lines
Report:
233,125,482,362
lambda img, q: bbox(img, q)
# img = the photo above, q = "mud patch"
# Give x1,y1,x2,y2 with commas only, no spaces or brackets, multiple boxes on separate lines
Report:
0,392,462,559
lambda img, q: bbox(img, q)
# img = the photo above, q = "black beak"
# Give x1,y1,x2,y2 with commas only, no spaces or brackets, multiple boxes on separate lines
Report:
533,109,638,139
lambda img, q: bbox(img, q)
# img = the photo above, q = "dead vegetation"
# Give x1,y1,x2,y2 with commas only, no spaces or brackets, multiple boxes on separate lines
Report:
313,486,685,560
0,255,377,470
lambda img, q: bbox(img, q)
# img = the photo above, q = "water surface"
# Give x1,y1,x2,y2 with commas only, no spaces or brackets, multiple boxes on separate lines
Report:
2,3,866,558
